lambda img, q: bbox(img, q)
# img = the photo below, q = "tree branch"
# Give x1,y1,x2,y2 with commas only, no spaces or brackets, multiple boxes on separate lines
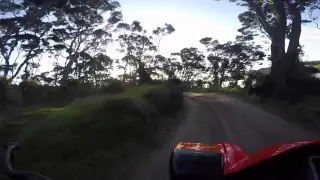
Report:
246,0,272,36
308,11,320,29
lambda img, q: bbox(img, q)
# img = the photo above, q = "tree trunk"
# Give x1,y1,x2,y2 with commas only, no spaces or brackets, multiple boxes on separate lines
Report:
270,43,286,93
269,0,287,94
61,60,74,85
270,2,302,96
213,69,219,87
287,3,302,55
213,61,219,87
3,67,9,78
0,79,7,112
219,71,225,87
2,56,11,78
61,53,78,86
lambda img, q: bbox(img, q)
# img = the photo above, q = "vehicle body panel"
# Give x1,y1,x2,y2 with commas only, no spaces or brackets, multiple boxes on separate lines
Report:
174,139,320,175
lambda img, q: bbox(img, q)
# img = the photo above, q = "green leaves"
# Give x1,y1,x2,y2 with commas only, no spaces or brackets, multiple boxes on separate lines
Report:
173,47,206,82
152,23,175,36
108,11,123,25
53,44,67,51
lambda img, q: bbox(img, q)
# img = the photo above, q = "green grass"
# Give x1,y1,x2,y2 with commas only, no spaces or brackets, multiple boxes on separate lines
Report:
0,84,168,180
313,64,320,70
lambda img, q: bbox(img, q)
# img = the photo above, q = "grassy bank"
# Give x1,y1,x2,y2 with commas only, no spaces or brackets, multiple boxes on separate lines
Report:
0,84,183,180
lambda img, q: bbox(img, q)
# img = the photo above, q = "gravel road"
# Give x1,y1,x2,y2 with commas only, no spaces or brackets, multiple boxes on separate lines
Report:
129,93,319,180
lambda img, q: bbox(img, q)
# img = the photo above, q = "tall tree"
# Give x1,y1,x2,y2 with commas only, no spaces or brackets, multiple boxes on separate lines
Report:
172,47,205,85
116,21,156,83
224,41,265,87
200,38,225,87
0,0,52,80
200,35,265,88
154,54,182,79
152,23,175,54
217,0,319,91
47,0,121,85
73,52,113,87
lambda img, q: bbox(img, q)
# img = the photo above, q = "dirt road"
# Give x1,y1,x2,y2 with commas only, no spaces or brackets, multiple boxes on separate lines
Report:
129,93,319,180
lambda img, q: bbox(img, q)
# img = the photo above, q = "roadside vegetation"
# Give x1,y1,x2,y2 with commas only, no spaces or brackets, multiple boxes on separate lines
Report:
0,81,183,180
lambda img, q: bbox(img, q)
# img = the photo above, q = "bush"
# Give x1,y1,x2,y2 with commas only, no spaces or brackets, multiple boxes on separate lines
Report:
0,84,185,180
59,79,79,96
149,80,164,85
19,80,41,105
143,84,183,115
249,72,320,105
0,84,184,180
0,77,8,111
100,81,124,94
137,62,152,84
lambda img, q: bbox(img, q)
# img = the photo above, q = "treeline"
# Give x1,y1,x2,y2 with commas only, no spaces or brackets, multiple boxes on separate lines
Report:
0,0,269,109
1,0,320,109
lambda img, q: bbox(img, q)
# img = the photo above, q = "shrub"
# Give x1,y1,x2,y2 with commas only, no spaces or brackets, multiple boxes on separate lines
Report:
137,62,152,84
143,84,183,115
166,83,184,112
60,79,79,95
0,77,8,111
0,84,184,180
19,80,41,105
149,80,164,85
100,81,124,94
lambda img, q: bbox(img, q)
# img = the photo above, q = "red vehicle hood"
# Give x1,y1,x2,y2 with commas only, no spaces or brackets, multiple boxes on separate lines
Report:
175,139,320,175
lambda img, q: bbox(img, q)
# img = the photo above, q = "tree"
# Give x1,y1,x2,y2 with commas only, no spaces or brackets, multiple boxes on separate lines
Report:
217,0,319,91
152,23,175,54
307,0,320,29
172,47,205,85
47,0,121,85
73,52,113,87
200,35,265,88
0,0,52,81
224,41,265,87
154,55,182,79
116,21,156,83
200,38,225,87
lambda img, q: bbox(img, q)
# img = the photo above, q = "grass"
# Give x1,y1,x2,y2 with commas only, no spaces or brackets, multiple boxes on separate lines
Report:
189,87,247,97
313,64,320,70
0,84,176,180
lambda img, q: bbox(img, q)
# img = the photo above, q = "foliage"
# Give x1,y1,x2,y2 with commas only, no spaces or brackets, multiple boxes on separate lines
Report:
199,37,265,88
250,53,320,103
0,76,8,111
0,84,183,180
0,0,320,179
0,0,272,92
0,0,121,86
172,47,205,84
0,0,52,80
99,80,124,94
19,80,41,105
215,0,320,93
47,0,121,85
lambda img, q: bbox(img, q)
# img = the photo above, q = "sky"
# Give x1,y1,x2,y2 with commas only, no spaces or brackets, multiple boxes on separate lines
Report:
37,0,320,73
108,0,320,69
